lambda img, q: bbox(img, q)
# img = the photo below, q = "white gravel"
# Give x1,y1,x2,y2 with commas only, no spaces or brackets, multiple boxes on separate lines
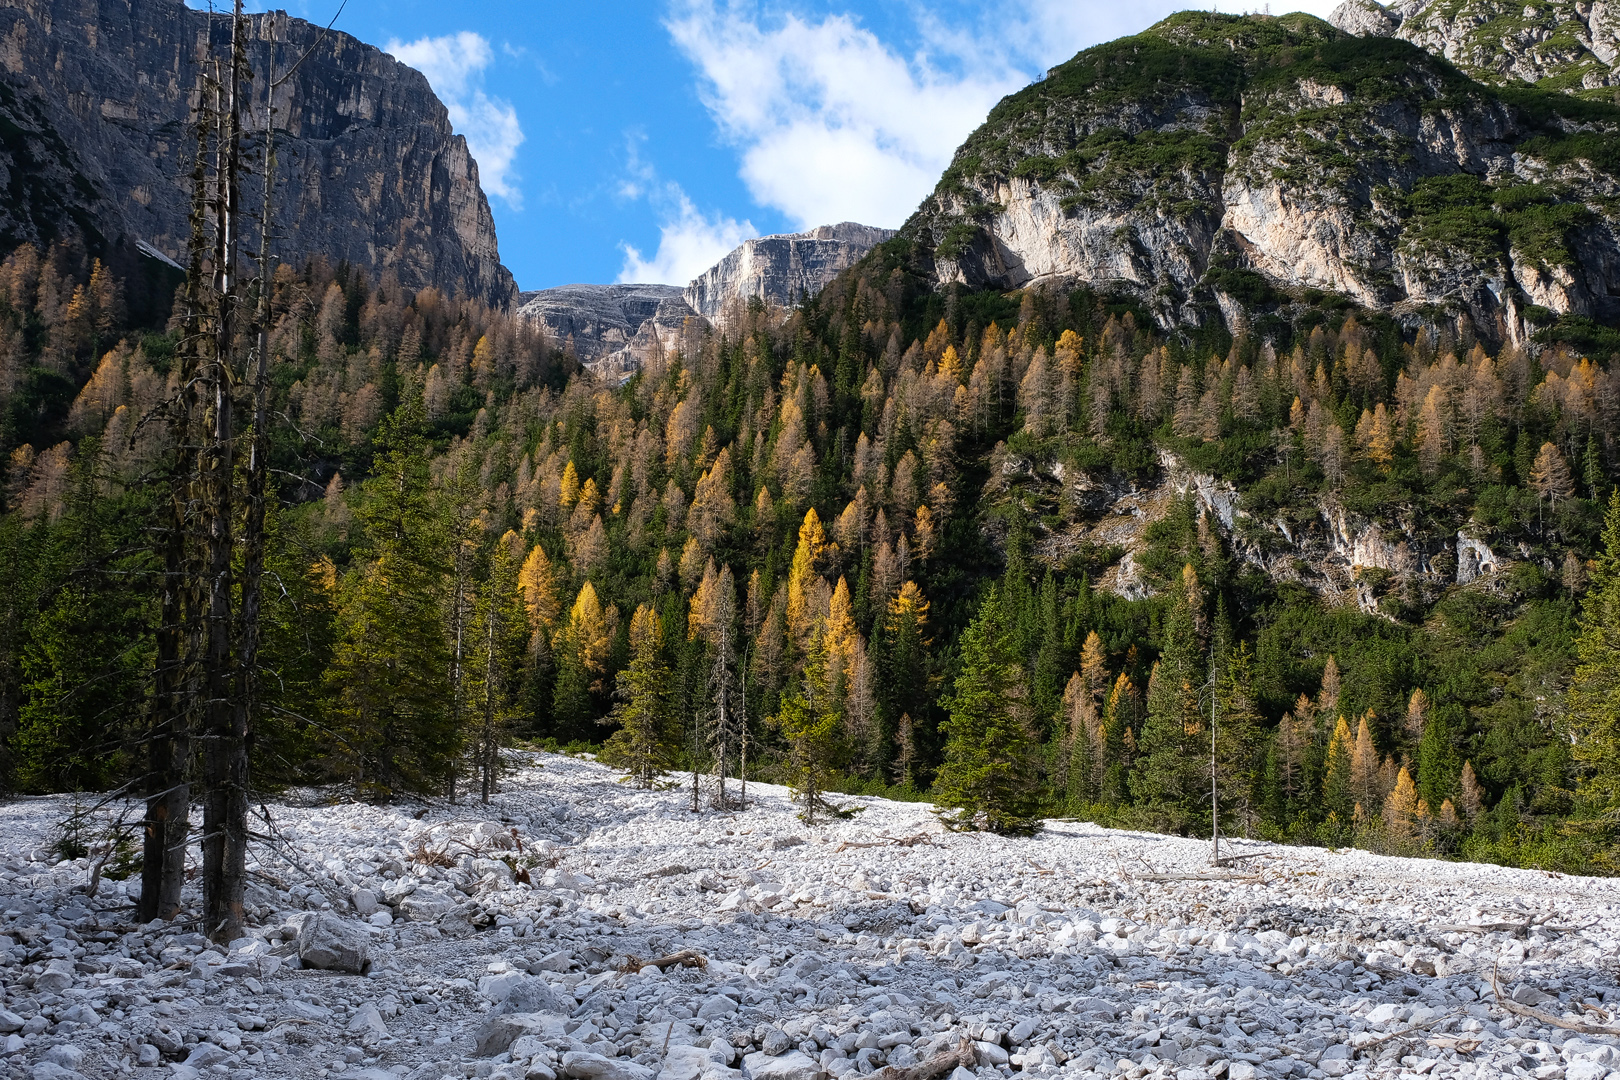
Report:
1,753,1618,1080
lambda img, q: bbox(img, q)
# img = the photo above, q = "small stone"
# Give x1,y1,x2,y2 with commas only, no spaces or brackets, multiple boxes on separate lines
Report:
492,976,568,1016
476,1013,569,1057
348,1002,389,1040
353,888,382,915
136,1043,162,1067
762,1029,794,1056
0,1010,21,1033
974,1041,1009,1067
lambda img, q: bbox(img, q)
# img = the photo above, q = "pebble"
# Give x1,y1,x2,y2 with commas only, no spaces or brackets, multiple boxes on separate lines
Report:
0,754,1616,1080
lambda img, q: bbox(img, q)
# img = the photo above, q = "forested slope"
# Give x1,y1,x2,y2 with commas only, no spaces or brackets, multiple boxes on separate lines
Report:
2,216,1617,871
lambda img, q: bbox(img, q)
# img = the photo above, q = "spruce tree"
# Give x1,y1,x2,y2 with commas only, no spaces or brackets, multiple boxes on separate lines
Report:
1132,565,1205,828
468,534,530,802
935,588,1040,835
600,605,678,788
775,625,846,824
1569,491,1620,813
323,400,457,800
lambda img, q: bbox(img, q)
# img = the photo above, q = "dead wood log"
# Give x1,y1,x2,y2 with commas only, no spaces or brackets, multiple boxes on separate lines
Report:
1490,968,1620,1036
874,1038,976,1080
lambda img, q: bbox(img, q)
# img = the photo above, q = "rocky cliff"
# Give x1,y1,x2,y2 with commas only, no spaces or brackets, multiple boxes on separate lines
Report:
518,223,892,372
901,12,1620,342
682,222,894,321
513,284,695,373
1330,0,1620,94
0,0,514,305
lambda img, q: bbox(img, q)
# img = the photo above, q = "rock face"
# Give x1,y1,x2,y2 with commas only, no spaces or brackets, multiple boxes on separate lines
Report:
0,0,513,304
1330,0,1620,91
517,223,890,372
514,284,696,373
903,12,1620,339
682,223,894,322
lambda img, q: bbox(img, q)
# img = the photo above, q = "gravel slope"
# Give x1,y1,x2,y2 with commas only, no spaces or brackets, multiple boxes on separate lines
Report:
0,753,1617,1080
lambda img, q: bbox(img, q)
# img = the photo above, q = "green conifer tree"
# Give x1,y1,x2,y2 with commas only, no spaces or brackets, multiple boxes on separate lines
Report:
1569,491,1620,813
599,605,678,788
323,400,456,800
1131,565,1205,827
934,588,1040,835
775,625,846,824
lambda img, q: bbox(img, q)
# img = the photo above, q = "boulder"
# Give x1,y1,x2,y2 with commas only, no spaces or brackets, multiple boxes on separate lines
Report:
491,975,568,1016
398,889,456,922
34,958,74,992
295,912,370,973
561,1052,655,1080
742,1050,826,1080
475,1012,569,1057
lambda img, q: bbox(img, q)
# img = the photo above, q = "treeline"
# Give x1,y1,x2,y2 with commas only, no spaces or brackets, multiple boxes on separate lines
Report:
2,230,1619,873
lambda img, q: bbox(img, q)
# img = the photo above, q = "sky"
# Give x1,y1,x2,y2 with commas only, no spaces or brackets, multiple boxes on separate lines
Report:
203,0,1343,291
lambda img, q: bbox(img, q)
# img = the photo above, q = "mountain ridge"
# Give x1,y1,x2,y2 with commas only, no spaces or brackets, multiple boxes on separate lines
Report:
0,0,514,305
895,11,1620,346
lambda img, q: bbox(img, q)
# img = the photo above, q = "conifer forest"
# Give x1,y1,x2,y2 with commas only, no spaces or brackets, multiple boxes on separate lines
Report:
6,224,1620,880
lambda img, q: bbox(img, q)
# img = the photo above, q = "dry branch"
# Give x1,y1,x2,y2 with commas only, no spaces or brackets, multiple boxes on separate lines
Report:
621,950,707,973
1490,968,1620,1036
874,1038,976,1080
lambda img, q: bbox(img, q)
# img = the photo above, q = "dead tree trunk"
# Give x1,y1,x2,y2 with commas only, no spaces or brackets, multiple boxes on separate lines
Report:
201,2,248,944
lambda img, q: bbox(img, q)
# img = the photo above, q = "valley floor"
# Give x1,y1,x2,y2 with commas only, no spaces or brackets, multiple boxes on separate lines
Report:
0,755,1617,1080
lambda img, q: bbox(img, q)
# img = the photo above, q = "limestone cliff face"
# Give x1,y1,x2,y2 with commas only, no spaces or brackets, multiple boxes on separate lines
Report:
519,223,892,372
0,0,513,304
682,223,894,322
1330,0,1620,92
904,12,1620,340
514,284,696,374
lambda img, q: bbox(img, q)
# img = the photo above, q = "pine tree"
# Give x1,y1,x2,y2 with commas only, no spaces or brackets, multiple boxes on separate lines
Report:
934,588,1040,835
1568,491,1620,814
1215,644,1263,836
599,605,678,788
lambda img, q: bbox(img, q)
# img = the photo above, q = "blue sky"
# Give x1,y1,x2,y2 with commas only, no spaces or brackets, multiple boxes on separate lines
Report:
211,0,1340,291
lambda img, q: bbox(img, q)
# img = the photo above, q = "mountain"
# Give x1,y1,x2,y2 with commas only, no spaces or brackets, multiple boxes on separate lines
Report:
900,11,1620,344
682,222,896,320
512,283,693,370
0,0,513,305
516,223,892,372
1330,0,1620,94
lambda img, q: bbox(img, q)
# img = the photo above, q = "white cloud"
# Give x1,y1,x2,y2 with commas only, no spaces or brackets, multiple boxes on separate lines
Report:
386,31,525,206
616,134,756,285
666,0,1350,233
618,192,757,284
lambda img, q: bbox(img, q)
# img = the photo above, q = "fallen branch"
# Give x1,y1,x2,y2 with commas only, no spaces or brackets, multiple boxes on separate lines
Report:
1490,967,1620,1036
874,1038,976,1080
1139,872,1251,882
1432,922,1529,936
1213,850,1276,867
1351,1013,1452,1049
635,950,708,972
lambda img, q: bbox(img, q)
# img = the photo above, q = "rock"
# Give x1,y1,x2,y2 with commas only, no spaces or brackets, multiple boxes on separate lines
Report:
1567,1060,1609,1080
34,958,74,992
347,1002,388,1040
697,994,739,1020
183,1042,232,1069
761,1029,794,1056
398,889,457,922
0,1,513,303
0,1009,21,1033
352,888,381,916
490,975,568,1015
135,1043,161,1067
742,1050,826,1080
39,1046,83,1069
515,285,693,373
973,1042,1009,1067
533,950,577,973
476,1012,569,1057
561,1051,656,1080
295,912,371,973
1364,1003,1404,1026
